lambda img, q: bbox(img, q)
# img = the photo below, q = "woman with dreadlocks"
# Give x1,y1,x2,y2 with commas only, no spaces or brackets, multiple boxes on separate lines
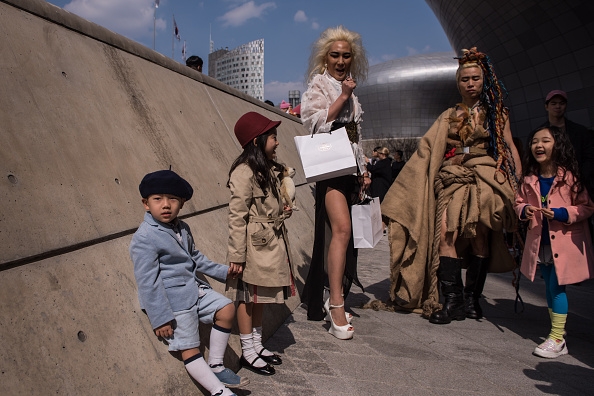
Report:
381,47,522,323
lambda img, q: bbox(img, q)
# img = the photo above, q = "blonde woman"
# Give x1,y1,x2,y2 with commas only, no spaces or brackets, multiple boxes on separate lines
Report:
300,26,369,340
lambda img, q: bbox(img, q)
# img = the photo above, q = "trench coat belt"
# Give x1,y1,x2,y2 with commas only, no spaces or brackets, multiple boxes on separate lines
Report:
454,146,487,155
249,215,285,231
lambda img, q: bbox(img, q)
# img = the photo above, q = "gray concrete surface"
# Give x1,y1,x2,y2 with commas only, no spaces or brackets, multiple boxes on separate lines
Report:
1,1,312,394
236,236,594,396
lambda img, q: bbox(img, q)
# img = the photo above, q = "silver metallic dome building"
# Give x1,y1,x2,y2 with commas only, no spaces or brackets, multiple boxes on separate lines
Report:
357,52,459,139
359,0,593,142
426,0,594,140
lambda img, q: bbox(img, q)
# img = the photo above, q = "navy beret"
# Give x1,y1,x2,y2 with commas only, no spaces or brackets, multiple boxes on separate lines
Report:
139,170,193,200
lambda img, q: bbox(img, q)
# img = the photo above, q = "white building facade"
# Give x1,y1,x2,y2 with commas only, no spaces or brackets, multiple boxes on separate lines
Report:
208,39,264,101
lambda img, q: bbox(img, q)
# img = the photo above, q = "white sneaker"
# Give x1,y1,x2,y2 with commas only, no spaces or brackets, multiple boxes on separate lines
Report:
533,338,568,359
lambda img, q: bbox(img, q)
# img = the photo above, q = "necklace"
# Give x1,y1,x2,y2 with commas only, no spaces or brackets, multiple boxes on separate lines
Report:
466,102,480,125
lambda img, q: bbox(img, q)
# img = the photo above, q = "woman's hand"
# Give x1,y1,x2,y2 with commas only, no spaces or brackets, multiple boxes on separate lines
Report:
228,262,244,279
362,173,371,190
341,76,357,98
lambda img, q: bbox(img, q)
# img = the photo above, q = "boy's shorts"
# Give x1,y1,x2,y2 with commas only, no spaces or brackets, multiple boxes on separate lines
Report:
163,286,232,352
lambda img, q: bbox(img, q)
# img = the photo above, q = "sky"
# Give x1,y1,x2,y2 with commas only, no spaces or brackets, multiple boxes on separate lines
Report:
45,0,453,105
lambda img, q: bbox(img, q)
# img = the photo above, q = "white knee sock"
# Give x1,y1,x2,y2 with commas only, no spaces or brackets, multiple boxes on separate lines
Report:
184,354,227,395
208,324,231,372
252,326,273,357
240,333,266,368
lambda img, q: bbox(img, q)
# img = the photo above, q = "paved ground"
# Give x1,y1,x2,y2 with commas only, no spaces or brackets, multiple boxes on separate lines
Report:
233,235,594,396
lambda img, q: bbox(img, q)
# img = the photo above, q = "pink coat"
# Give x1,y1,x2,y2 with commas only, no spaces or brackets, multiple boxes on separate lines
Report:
514,169,594,285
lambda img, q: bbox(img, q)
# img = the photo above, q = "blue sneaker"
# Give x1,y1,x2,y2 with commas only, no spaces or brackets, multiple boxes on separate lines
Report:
212,366,250,388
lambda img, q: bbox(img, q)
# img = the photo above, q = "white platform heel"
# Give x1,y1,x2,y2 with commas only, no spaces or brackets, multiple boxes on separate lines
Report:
324,299,354,340
323,292,353,323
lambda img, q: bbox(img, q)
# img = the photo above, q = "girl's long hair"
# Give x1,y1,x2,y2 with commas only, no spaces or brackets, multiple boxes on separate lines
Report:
522,125,583,193
227,132,283,198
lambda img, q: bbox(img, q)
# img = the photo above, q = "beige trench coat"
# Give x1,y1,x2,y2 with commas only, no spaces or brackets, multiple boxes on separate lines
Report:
227,163,293,287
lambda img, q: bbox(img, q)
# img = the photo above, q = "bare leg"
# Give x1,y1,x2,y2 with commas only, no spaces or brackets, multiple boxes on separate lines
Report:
251,303,264,329
213,303,235,329
237,302,253,335
324,187,353,328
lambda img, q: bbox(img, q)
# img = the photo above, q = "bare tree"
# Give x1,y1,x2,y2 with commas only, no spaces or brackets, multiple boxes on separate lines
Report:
361,137,420,161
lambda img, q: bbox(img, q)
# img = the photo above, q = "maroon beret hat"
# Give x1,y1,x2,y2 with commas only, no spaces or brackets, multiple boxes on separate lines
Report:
234,111,281,148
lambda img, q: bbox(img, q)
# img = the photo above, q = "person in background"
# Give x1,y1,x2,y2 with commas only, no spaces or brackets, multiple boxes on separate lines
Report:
391,149,405,182
515,125,594,358
280,100,295,115
186,55,203,72
368,146,381,165
366,147,392,202
300,25,370,340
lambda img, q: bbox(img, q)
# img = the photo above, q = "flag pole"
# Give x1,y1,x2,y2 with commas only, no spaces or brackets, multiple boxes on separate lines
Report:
172,14,175,59
153,7,156,50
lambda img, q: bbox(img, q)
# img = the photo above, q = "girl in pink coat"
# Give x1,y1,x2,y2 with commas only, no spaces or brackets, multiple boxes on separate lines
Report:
515,125,594,359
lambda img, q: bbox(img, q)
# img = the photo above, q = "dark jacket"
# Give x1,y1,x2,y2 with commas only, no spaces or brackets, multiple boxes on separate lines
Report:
391,160,405,182
367,157,392,202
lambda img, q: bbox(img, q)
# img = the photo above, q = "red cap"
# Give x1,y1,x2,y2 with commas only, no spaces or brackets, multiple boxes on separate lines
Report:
234,112,281,148
545,90,567,103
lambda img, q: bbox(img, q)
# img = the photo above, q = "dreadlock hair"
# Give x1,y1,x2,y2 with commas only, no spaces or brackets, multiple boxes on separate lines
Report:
455,47,518,191
522,125,583,194
227,131,283,199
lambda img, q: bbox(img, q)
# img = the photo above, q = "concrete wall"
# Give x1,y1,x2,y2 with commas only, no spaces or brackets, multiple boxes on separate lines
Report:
0,1,315,394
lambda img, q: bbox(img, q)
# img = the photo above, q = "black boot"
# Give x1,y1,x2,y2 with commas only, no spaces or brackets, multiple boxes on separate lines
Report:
429,257,466,324
464,255,489,319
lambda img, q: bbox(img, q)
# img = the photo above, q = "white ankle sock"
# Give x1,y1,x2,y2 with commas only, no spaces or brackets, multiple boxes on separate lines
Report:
212,388,235,396
184,354,226,395
240,333,266,368
252,326,273,357
208,324,231,373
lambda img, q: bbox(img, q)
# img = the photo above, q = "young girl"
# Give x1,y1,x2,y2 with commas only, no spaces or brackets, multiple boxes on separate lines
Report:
226,112,295,375
515,125,594,358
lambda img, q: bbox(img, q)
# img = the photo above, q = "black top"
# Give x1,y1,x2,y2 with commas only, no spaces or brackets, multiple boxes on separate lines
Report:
367,157,392,202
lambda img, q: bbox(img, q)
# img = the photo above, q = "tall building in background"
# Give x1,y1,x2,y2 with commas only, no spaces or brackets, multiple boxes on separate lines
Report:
288,90,300,108
208,39,264,101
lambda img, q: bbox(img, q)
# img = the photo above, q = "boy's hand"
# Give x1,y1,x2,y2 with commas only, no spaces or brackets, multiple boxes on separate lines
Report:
229,262,244,279
154,322,173,338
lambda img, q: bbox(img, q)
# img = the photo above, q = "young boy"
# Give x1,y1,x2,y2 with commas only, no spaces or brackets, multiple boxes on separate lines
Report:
130,170,248,396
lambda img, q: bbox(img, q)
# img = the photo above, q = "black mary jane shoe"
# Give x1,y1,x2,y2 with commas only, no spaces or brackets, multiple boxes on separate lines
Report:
258,350,282,365
240,355,275,375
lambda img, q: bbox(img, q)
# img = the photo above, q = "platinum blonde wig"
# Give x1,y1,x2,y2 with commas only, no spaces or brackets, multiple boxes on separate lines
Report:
305,25,368,84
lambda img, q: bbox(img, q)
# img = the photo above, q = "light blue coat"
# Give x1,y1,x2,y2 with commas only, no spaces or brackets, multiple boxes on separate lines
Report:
130,212,228,329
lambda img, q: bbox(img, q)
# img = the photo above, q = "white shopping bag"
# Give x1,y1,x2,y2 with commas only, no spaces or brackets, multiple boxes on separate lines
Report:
351,197,383,248
294,127,358,183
